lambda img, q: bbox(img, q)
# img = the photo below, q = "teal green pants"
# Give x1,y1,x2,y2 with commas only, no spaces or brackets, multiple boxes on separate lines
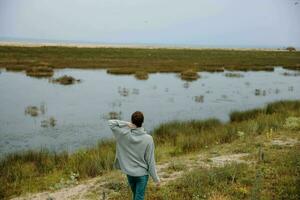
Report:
127,175,149,200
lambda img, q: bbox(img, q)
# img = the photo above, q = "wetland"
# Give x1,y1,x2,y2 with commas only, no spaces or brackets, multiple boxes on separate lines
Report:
0,66,299,156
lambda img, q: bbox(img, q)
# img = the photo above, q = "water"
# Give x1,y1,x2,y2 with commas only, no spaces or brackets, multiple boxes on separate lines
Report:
0,67,299,157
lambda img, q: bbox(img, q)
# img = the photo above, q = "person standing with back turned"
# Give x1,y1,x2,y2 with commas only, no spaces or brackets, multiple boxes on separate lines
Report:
108,111,160,200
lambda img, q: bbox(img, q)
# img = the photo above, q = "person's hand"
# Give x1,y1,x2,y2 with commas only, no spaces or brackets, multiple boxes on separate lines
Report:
127,122,136,129
156,181,161,187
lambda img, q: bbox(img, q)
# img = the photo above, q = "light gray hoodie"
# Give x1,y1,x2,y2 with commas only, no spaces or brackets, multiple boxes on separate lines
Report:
108,120,160,183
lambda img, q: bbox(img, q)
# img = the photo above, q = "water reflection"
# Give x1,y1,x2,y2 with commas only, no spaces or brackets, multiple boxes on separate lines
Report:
255,89,267,96
194,95,204,103
25,106,39,117
183,82,189,89
224,72,244,78
41,117,56,128
132,88,139,95
24,103,47,117
282,72,300,76
118,87,130,97
103,111,122,120
111,100,122,108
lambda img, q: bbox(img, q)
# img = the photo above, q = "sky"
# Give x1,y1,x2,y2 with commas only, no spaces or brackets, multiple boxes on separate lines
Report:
0,0,300,48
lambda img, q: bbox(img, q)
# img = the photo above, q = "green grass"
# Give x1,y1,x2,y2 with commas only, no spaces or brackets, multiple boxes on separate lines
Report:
1,46,300,73
1,100,300,199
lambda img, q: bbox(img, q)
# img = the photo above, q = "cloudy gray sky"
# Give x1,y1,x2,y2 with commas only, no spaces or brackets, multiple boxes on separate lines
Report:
0,0,299,47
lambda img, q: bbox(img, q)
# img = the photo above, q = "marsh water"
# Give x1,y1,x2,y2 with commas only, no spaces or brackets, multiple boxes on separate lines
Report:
0,67,299,157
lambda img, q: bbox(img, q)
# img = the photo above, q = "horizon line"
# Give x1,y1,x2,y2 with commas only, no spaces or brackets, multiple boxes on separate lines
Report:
0,39,299,51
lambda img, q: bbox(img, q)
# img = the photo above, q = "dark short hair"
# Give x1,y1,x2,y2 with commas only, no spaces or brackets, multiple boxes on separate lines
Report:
131,111,144,127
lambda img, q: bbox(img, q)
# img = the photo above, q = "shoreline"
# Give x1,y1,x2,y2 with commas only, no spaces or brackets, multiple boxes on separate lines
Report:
0,41,289,51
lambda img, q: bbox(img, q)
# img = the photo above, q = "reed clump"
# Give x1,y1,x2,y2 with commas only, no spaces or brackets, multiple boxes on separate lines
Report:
26,67,54,78
283,64,300,71
225,66,274,72
180,69,200,81
51,75,80,85
5,65,27,71
107,68,136,75
134,71,149,80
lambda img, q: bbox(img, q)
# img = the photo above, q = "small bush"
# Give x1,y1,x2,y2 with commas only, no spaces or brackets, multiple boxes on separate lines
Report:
286,46,296,52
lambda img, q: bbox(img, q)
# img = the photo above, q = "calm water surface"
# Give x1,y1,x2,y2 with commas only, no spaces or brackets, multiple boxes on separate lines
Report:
0,67,299,156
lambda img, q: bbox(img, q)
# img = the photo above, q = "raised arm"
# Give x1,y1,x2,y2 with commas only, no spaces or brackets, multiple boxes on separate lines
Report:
108,120,130,139
145,138,160,183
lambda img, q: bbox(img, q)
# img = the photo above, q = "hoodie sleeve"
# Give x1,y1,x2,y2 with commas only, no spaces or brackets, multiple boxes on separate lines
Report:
108,120,129,139
145,138,160,183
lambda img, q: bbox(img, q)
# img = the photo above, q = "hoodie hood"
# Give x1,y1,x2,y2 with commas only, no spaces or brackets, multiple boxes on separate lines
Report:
131,127,146,134
129,127,147,143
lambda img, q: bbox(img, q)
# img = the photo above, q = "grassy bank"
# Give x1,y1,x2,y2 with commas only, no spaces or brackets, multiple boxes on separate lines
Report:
1,46,300,73
1,100,300,199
